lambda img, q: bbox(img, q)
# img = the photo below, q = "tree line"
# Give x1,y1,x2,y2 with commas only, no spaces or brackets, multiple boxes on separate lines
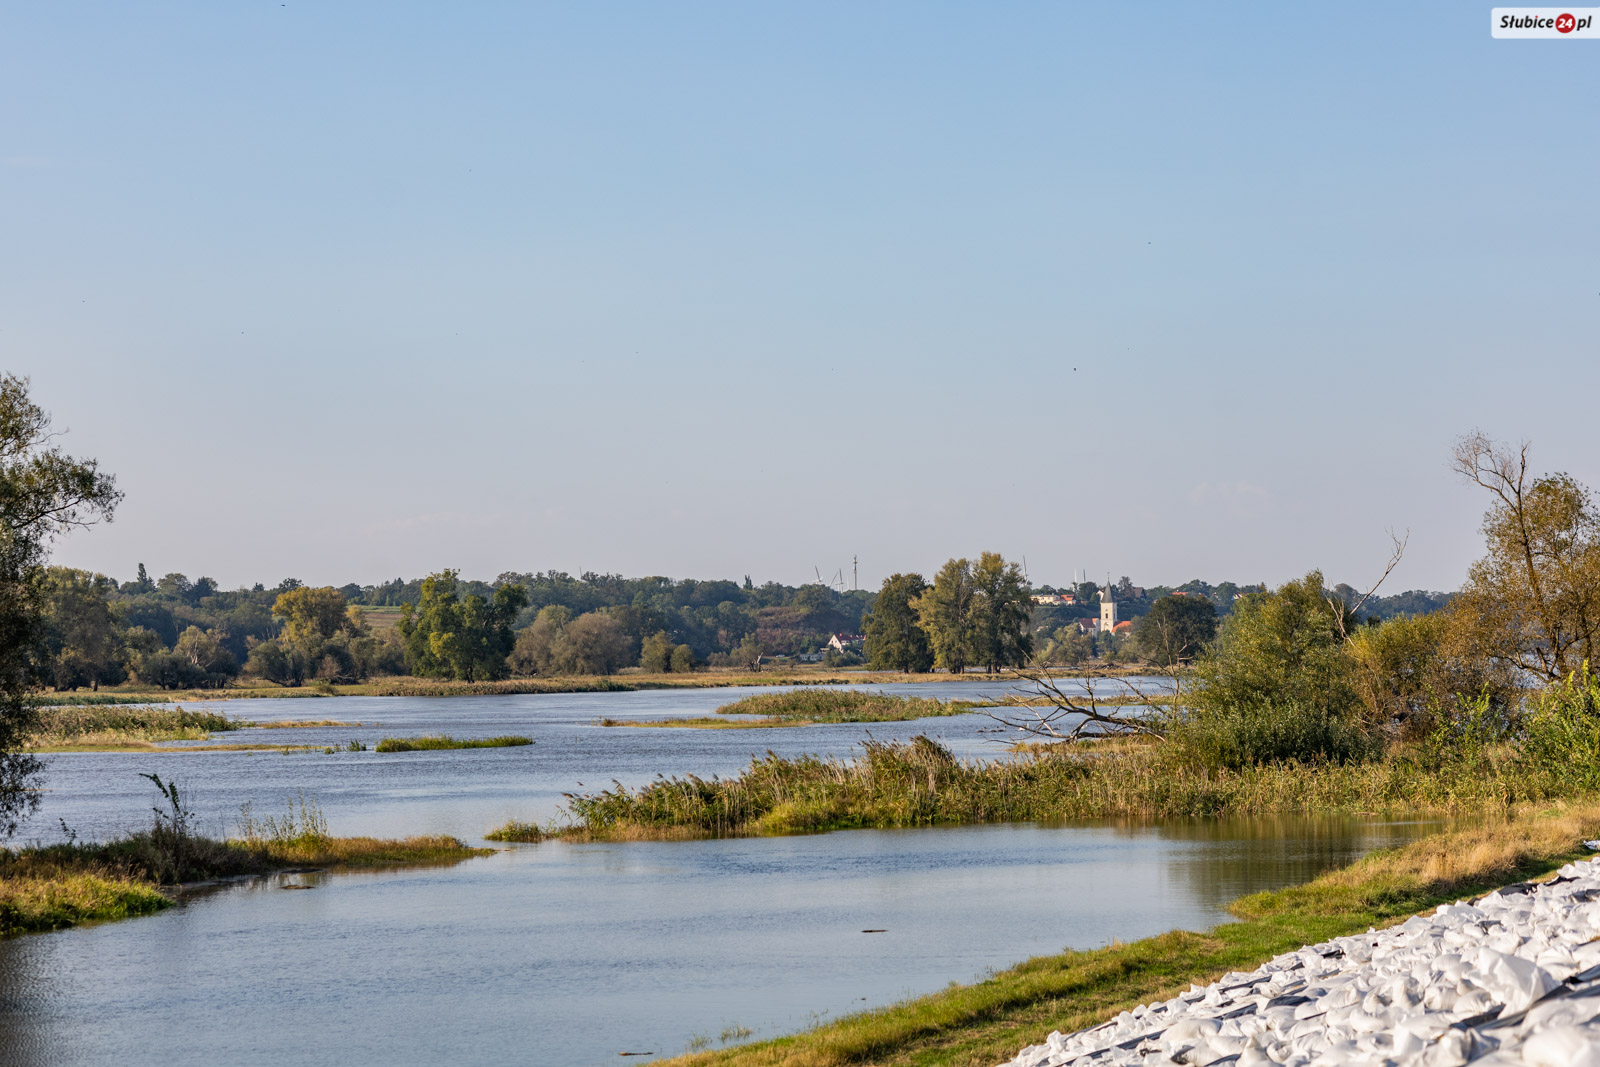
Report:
36,550,1454,690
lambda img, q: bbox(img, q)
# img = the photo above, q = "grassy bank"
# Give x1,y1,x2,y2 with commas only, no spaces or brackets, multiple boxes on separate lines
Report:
1,798,491,936
660,805,1600,1067
374,734,532,752
548,731,1591,840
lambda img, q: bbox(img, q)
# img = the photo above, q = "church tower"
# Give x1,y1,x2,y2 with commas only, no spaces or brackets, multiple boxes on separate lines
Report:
1099,580,1118,633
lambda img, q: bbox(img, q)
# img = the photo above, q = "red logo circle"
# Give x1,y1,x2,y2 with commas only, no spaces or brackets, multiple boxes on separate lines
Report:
1557,12,1576,32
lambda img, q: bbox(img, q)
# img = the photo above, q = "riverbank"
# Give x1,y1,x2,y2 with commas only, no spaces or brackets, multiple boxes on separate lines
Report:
656,804,1600,1067
0,812,492,936
34,665,1169,705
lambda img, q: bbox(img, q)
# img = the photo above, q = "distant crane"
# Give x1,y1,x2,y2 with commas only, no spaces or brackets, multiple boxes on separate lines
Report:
812,565,849,592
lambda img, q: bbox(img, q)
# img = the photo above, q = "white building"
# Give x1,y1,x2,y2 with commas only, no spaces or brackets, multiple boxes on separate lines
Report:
1099,591,1119,633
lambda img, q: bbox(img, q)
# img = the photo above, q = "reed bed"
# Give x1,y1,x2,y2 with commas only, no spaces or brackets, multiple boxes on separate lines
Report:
713,689,976,723
558,734,1584,841
2,792,490,936
25,705,240,747
373,734,532,752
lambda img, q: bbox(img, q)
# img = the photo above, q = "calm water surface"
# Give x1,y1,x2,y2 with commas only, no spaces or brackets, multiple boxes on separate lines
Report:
1,684,1440,1066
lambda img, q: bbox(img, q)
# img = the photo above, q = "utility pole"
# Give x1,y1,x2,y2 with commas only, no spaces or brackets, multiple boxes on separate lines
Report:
852,555,858,592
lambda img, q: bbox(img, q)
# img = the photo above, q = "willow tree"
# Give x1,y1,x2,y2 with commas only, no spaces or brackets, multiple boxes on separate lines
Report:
0,375,120,836
1451,433,1600,684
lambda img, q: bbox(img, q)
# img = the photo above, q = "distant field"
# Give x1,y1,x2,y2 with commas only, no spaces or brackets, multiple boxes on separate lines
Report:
359,606,407,632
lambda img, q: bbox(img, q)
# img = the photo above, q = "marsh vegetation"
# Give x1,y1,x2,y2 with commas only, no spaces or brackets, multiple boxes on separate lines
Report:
373,734,532,752
1,786,489,936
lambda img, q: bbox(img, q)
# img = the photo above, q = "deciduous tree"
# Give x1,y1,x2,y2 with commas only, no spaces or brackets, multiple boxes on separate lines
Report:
968,552,1032,673
1134,594,1218,667
862,573,933,672
398,570,528,682
914,558,974,674
1451,434,1600,683
0,375,119,834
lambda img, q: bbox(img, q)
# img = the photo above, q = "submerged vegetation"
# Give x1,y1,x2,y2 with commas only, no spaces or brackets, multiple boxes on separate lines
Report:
373,734,532,752
1,787,489,937
661,805,1600,1067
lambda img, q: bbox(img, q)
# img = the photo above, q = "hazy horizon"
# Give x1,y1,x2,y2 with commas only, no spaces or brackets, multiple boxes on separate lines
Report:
11,3,1597,593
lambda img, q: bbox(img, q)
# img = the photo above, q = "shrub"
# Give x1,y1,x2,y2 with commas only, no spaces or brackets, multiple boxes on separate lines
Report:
1172,698,1375,771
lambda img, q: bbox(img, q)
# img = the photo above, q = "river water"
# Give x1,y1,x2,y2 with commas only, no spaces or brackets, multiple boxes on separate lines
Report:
0,682,1442,1066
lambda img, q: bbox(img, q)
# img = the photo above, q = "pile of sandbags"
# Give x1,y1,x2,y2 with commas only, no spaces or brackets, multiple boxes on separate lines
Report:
1000,856,1600,1067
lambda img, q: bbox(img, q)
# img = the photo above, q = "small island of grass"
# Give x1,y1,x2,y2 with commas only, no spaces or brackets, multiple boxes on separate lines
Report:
598,689,980,729
1,789,490,937
22,706,366,753
374,734,532,752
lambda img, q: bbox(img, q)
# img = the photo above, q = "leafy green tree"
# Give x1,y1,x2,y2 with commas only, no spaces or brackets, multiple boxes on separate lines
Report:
509,604,572,676
1191,571,1356,715
398,570,528,681
244,638,307,687
670,643,694,673
1346,610,1514,741
273,586,348,647
914,558,974,674
1182,570,1369,767
565,611,632,675
1039,625,1094,666
173,625,239,686
731,634,763,670
1134,594,1218,667
968,552,1032,673
0,375,120,835
639,630,673,673
40,567,126,690
862,573,933,672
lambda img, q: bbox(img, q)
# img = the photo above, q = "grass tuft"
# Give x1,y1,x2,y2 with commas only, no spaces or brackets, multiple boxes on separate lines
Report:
484,820,546,842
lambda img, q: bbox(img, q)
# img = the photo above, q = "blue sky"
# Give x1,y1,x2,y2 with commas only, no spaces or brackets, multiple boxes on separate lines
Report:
7,3,1597,592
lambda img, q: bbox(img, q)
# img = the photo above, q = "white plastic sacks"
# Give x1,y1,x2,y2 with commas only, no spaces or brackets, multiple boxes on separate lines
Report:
998,857,1600,1067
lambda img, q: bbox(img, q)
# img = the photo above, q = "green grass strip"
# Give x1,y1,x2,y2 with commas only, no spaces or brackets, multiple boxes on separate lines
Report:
373,734,532,752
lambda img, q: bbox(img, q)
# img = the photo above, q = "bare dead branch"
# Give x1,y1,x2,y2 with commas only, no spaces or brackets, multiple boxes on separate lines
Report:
985,661,1176,743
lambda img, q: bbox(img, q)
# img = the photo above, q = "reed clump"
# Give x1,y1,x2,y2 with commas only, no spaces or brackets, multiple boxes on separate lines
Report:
484,820,545,842
374,734,532,752
25,705,240,747
558,722,1599,841
714,689,973,723
1,789,490,936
